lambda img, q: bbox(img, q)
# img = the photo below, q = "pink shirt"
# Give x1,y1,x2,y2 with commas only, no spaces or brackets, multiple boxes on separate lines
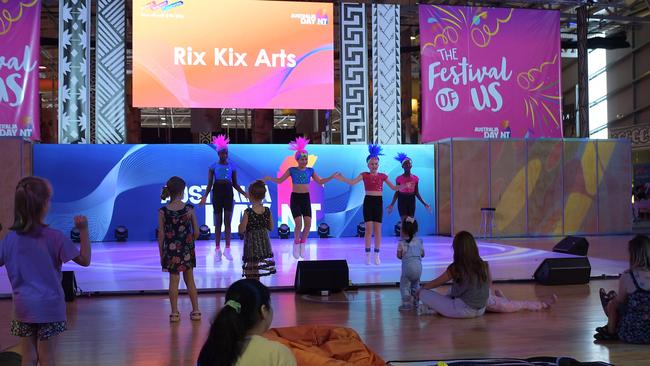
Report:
362,172,388,192
396,174,419,193
0,226,80,323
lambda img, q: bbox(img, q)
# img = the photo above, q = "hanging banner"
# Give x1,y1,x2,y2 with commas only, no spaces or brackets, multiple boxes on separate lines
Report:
0,0,41,140
419,6,562,142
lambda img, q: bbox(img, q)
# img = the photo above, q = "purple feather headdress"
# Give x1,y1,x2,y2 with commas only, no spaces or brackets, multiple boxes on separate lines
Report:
212,135,229,153
366,144,384,162
289,137,310,160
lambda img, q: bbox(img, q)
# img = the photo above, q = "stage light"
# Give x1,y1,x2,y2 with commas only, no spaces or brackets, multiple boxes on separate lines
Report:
70,228,80,243
357,222,366,237
318,223,330,238
199,225,211,240
278,224,291,239
114,226,128,242
394,221,402,237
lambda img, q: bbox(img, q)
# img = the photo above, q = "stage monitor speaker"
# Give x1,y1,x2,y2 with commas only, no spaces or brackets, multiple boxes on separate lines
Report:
294,260,349,294
61,271,77,302
553,236,589,256
534,257,591,285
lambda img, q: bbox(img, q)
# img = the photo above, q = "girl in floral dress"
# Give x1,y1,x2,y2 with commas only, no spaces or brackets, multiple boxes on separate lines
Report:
158,176,201,322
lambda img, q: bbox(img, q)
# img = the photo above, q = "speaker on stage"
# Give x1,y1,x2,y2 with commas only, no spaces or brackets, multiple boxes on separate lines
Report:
553,236,589,256
61,271,77,302
294,260,349,294
534,257,591,285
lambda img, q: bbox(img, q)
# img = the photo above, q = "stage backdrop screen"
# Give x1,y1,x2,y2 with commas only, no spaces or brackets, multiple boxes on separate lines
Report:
419,5,562,142
132,0,334,109
34,144,435,242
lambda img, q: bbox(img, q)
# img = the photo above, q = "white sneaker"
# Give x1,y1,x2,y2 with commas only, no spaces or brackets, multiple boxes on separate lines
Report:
299,243,305,258
223,248,233,261
215,248,222,262
365,252,371,265
292,244,300,259
374,252,381,265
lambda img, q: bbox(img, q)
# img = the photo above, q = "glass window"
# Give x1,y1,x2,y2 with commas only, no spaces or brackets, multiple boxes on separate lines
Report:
589,72,607,103
588,48,606,75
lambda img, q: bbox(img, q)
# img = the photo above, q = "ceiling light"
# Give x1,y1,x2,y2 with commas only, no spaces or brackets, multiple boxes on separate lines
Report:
160,117,166,120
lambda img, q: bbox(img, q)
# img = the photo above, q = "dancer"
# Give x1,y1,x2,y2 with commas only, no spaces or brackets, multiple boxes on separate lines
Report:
239,180,276,279
387,152,431,237
264,137,338,259
197,279,296,366
336,144,400,265
595,234,650,343
416,231,490,318
159,176,201,322
0,177,91,366
397,217,424,311
200,135,248,262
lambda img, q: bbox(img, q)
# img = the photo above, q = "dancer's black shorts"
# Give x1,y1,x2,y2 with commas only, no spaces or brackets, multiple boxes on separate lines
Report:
363,195,383,223
212,181,234,218
397,192,416,217
290,192,311,218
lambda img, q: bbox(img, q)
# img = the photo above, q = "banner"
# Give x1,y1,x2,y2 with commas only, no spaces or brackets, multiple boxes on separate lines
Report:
419,6,562,142
0,0,40,140
34,144,435,241
132,0,334,110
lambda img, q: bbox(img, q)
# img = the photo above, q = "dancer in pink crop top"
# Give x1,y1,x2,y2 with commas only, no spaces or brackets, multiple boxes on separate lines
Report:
387,153,431,238
335,144,399,265
264,137,338,259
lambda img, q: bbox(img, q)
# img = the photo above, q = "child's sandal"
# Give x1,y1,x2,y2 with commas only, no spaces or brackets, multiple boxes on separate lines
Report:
170,312,180,322
190,311,201,321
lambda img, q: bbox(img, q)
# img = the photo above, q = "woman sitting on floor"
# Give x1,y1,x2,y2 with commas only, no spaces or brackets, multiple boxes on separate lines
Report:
596,234,650,343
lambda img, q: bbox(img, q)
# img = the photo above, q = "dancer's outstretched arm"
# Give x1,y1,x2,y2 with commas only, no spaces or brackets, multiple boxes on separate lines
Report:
384,178,400,191
264,169,291,184
414,183,431,212
199,169,214,205
312,171,338,185
336,173,363,185
231,171,248,199
387,191,399,213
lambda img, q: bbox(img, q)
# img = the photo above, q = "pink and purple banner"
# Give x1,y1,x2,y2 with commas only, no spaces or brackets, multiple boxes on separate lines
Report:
419,5,562,142
0,0,41,141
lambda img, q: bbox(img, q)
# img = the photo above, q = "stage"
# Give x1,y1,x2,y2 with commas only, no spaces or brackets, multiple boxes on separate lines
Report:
0,236,627,296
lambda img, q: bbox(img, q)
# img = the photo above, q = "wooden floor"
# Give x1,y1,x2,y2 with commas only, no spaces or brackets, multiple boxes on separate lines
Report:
0,279,647,365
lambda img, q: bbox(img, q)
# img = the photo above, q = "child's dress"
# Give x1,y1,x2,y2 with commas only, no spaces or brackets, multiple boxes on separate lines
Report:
160,204,196,272
242,207,275,277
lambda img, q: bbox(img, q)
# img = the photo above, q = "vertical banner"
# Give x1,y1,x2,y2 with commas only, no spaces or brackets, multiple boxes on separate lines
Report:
372,4,401,144
59,0,91,144
341,3,369,144
0,0,41,140
96,0,126,144
419,6,562,142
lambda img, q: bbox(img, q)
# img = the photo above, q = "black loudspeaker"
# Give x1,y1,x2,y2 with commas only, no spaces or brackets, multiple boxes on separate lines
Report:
534,257,591,285
294,260,349,294
553,236,589,256
61,271,77,302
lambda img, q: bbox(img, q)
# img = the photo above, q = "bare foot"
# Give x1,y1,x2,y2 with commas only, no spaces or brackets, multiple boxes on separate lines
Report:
542,294,558,309
494,289,505,298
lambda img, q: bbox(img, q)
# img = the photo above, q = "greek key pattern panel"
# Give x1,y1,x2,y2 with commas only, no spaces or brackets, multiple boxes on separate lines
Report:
96,0,126,144
372,4,401,144
341,3,369,145
59,0,91,144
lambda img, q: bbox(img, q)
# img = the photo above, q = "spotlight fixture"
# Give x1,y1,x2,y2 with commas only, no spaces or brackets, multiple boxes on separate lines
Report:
356,222,366,237
317,223,330,238
114,226,128,242
278,223,291,239
394,221,402,237
70,228,81,243
199,225,211,240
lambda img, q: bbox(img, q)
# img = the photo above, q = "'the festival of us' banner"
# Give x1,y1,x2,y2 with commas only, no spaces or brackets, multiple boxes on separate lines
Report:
419,6,562,142
0,0,41,141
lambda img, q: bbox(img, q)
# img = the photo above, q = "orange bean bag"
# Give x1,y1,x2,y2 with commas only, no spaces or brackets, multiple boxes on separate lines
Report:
264,326,386,366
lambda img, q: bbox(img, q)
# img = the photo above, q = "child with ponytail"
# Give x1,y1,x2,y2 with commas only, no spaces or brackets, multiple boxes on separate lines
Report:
197,279,296,366
159,176,201,322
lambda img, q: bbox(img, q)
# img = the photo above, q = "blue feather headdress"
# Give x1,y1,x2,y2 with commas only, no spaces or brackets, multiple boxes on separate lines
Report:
366,144,384,162
394,152,412,165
